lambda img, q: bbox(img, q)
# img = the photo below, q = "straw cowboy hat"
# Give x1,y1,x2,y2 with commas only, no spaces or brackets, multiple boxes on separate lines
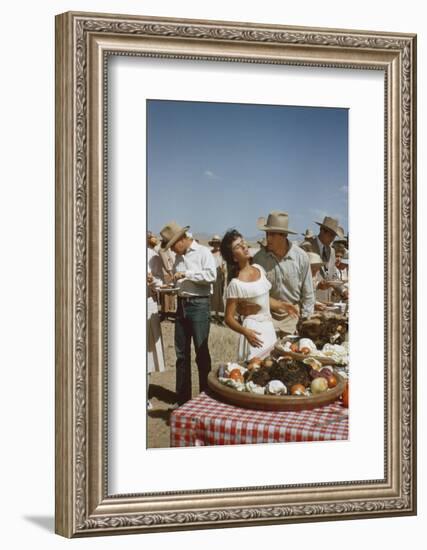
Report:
257,211,297,235
335,229,349,245
301,228,315,239
315,216,344,238
208,235,222,246
306,252,325,266
160,221,190,249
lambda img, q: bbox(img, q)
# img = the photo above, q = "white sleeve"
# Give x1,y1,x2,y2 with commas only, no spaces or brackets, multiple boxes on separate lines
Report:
185,248,217,284
225,280,240,299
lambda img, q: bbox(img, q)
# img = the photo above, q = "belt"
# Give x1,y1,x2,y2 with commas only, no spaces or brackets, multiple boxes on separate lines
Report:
178,295,210,301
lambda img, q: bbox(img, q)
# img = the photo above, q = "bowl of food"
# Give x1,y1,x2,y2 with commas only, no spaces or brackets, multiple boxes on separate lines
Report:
207,356,347,411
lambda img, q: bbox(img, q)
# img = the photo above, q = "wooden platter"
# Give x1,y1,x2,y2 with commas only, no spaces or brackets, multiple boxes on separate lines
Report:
207,367,347,411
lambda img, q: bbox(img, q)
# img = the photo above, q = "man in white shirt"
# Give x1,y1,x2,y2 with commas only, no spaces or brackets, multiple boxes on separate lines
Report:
160,221,217,406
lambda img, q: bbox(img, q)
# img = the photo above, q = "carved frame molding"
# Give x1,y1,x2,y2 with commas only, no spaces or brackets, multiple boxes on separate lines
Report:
55,12,416,537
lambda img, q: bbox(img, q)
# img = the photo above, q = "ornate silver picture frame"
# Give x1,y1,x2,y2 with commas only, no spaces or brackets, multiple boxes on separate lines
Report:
55,11,416,537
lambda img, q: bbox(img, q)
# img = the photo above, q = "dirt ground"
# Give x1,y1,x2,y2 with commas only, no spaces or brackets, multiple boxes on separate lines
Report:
147,317,239,448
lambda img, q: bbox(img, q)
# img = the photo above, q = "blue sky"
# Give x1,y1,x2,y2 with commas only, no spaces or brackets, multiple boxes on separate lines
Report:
147,100,348,240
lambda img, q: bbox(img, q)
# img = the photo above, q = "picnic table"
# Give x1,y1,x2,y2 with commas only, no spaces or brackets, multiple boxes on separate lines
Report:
170,392,348,447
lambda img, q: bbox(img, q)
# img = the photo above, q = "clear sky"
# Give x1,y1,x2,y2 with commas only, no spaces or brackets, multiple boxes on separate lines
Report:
147,100,348,241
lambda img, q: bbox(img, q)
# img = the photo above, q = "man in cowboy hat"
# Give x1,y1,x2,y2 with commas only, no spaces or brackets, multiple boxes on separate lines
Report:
306,251,328,311
159,221,217,406
250,211,315,335
333,229,349,256
299,228,316,252
304,216,344,282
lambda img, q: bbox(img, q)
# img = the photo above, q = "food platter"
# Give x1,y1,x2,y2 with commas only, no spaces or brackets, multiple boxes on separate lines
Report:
207,366,347,411
326,280,345,288
156,286,179,294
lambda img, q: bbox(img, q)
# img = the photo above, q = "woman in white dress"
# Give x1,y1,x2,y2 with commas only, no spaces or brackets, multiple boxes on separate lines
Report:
220,229,298,361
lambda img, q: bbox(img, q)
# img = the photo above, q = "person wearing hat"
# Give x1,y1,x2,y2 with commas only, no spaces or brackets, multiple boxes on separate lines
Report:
159,221,217,406
332,246,349,301
333,230,349,255
248,211,315,335
209,235,226,324
334,245,349,280
299,228,315,252
304,216,344,282
306,251,329,312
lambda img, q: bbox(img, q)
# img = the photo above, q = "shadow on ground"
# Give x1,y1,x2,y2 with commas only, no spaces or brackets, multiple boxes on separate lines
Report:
148,383,176,404
147,409,173,425
23,516,54,533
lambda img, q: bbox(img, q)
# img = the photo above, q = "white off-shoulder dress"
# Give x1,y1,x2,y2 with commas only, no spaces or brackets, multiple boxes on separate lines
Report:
225,264,277,361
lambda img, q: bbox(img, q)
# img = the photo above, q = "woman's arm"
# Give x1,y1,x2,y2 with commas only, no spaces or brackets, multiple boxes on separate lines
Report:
224,298,263,348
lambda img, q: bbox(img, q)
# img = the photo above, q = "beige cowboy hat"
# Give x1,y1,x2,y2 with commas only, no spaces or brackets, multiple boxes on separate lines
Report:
306,252,325,266
315,216,344,238
301,228,315,239
257,211,297,235
335,229,349,245
208,234,222,246
160,221,190,250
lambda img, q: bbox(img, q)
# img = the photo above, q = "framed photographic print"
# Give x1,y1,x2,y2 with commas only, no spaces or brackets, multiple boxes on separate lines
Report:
55,11,417,537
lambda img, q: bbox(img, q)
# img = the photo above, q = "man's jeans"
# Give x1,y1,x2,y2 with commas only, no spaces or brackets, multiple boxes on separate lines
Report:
174,297,211,405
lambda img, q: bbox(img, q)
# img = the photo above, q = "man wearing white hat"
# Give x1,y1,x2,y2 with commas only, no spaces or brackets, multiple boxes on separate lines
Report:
160,221,217,406
251,211,315,335
304,215,344,281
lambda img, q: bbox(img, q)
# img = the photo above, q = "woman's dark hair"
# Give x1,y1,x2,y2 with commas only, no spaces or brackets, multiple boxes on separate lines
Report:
220,229,248,283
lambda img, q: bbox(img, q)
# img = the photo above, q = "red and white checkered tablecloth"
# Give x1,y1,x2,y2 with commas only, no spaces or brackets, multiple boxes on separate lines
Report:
170,392,348,447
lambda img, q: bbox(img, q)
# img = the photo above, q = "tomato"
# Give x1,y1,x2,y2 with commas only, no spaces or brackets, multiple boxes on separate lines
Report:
341,383,349,407
229,368,244,382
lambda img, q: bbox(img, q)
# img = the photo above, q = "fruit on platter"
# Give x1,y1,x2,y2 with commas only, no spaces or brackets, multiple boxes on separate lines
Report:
311,377,329,394
247,357,262,370
326,374,338,388
290,383,306,396
229,368,244,382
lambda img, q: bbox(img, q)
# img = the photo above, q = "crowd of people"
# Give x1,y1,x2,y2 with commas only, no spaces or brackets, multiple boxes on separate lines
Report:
147,211,349,409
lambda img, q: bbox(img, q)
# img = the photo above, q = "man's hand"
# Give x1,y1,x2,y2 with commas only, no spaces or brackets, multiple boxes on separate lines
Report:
164,272,174,284
276,301,299,319
173,272,186,282
317,279,332,290
236,300,261,317
314,301,327,311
